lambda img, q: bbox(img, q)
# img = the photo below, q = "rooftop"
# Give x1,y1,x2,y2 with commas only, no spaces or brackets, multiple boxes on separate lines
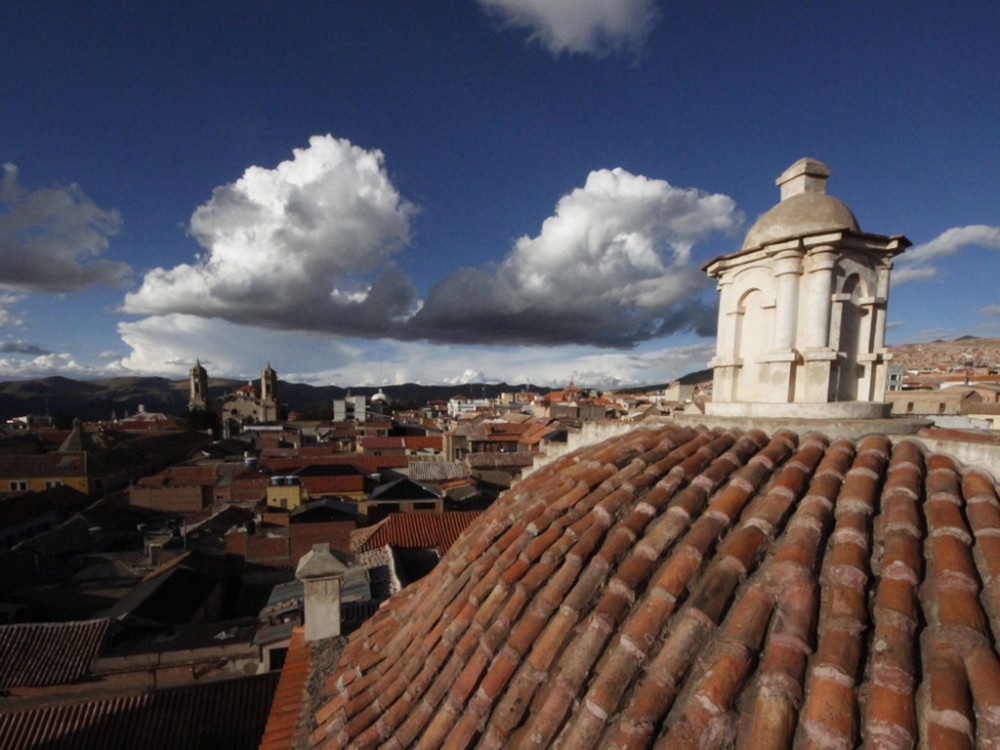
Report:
0,672,279,750
306,422,1000,749
0,619,109,689
350,511,482,556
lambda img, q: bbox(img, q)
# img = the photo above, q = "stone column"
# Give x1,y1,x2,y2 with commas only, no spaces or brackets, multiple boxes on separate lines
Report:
714,277,736,362
708,276,740,404
772,250,803,351
804,247,837,349
870,300,890,401
295,543,347,642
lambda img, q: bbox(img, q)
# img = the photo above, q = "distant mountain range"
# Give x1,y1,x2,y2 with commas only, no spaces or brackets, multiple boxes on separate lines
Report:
0,377,591,422
15,336,998,423
0,367,717,423
0,376,515,422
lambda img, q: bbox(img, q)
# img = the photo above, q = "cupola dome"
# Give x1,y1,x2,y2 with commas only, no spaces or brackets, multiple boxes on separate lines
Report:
741,157,860,251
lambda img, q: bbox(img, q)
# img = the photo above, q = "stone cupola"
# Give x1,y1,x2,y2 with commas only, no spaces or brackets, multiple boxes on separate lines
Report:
703,159,910,419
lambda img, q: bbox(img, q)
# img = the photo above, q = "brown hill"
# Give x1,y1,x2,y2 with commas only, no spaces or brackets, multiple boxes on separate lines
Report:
889,336,1000,372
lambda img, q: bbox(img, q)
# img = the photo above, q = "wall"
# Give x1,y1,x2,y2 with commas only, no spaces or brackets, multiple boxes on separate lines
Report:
3,476,89,495
129,485,210,512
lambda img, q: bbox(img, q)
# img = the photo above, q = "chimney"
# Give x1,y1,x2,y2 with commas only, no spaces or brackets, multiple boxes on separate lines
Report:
775,157,831,201
295,543,347,642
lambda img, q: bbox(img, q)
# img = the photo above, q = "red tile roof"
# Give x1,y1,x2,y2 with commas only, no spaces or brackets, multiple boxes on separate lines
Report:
361,436,404,450
403,436,443,451
300,475,365,494
518,421,556,446
259,628,311,750
260,455,407,473
0,672,279,750
306,423,1000,749
0,619,109,689
351,511,482,556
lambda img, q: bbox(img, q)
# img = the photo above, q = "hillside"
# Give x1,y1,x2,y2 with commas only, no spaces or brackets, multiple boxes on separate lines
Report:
889,336,1000,372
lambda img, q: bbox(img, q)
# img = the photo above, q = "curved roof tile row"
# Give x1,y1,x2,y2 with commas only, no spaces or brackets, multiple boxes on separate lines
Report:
307,424,1000,749
350,511,483,556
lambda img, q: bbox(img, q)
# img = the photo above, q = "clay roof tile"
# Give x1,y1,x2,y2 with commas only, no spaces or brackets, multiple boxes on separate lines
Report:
299,423,1000,749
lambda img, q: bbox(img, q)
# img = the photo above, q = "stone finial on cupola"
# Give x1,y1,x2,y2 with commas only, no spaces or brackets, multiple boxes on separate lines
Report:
776,157,831,200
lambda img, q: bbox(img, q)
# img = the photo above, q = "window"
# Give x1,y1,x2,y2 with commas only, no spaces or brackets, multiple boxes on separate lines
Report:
44,480,63,489
8,480,27,491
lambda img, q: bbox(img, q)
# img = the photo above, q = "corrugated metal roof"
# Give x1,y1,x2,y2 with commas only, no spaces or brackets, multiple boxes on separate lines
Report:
0,672,279,750
466,451,537,468
0,619,109,689
407,460,470,482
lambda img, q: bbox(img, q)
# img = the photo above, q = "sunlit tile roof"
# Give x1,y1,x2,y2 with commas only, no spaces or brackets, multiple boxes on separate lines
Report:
350,511,482,556
304,423,1000,749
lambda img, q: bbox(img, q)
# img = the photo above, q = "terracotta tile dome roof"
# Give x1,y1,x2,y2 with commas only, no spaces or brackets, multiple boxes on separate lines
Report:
308,424,1000,749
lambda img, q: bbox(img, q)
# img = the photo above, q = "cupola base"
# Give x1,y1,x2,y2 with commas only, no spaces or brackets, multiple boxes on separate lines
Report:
705,400,892,419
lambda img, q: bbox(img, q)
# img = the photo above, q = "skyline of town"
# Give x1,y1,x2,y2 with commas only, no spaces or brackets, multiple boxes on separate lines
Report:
2,2,998,388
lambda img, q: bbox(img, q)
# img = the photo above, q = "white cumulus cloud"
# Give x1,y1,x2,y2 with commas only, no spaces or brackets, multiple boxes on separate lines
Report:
894,224,1000,286
0,352,104,379
0,164,128,292
408,167,740,346
907,225,1000,263
112,316,715,389
0,292,25,328
118,142,739,356
122,135,418,335
116,313,363,380
891,265,938,285
479,0,660,57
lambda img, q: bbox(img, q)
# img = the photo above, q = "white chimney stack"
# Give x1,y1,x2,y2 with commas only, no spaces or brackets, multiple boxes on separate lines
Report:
295,543,347,642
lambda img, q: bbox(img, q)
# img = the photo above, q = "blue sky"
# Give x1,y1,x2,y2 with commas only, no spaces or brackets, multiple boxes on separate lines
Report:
1,1,998,389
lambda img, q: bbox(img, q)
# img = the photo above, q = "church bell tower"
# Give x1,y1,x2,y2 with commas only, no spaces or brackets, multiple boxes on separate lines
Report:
189,360,209,410
259,362,279,422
